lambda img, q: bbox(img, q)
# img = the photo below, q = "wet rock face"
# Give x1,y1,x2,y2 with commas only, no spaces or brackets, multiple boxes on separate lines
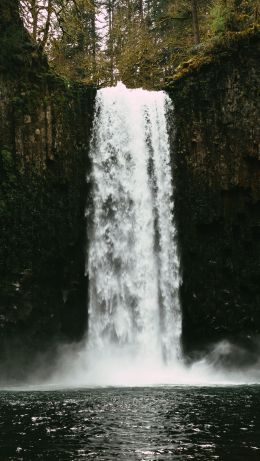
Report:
0,62,95,380
168,32,260,355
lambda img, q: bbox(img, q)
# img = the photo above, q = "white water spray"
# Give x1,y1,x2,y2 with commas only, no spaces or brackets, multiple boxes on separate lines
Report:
86,82,181,371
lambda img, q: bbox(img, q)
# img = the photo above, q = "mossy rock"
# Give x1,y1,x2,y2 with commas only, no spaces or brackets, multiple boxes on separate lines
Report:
166,27,260,85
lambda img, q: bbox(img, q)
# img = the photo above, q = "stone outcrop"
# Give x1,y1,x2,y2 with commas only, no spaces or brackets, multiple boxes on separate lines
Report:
168,30,260,356
0,8,96,380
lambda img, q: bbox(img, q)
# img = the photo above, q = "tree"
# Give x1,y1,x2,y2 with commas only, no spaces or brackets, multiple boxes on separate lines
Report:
50,0,98,83
0,0,31,70
1,0,21,28
191,0,200,44
19,0,56,49
18,0,260,87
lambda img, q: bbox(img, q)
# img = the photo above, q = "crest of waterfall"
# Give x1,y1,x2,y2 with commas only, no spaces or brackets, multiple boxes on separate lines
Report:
86,82,182,368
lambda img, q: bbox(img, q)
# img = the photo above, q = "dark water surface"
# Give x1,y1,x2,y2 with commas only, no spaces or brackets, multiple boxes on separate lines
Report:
0,386,259,460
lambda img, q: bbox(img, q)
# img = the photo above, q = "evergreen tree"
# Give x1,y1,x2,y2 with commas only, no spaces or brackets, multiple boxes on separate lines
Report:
18,0,260,87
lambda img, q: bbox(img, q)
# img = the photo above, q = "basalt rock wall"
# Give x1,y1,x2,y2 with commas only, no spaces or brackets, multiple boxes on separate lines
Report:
168,31,260,356
0,8,96,380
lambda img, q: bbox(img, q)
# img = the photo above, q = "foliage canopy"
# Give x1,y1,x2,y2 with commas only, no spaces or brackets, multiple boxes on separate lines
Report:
18,0,260,87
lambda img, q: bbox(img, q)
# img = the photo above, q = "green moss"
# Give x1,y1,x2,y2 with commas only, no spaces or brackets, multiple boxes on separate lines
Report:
211,4,230,34
1,148,14,170
11,89,42,116
0,6,48,80
166,27,260,85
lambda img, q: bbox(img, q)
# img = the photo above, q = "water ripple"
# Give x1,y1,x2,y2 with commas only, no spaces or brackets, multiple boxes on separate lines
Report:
0,386,259,460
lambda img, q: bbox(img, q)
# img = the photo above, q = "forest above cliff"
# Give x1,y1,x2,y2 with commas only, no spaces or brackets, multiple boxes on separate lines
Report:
1,0,258,88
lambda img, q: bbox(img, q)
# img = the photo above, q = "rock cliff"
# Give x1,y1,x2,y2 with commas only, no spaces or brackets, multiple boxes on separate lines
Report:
0,4,96,380
168,30,260,357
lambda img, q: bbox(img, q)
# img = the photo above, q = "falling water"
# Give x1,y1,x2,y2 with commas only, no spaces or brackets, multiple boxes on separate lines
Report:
45,83,260,387
86,82,182,374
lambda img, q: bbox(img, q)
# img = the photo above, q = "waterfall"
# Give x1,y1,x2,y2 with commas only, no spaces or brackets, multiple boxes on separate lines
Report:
86,82,182,371
50,83,260,386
